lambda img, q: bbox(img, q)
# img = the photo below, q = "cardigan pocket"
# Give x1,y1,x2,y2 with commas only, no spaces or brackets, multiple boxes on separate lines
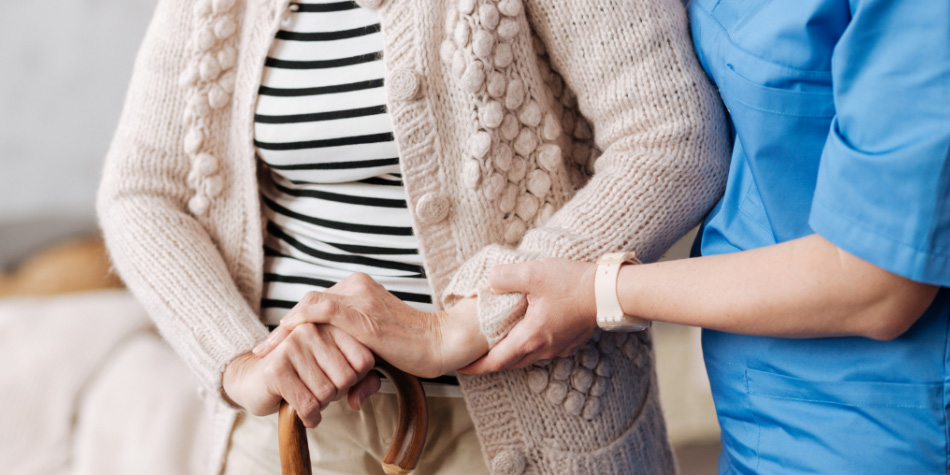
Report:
744,368,947,474
525,334,660,452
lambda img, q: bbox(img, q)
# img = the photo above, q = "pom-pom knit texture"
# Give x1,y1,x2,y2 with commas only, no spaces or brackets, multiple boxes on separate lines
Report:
97,0,730,473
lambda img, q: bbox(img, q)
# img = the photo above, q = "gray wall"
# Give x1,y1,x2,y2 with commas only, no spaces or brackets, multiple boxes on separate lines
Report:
0,0,156,223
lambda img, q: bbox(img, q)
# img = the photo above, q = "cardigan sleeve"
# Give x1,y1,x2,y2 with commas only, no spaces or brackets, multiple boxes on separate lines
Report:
442,0,731,345
97,0,268,403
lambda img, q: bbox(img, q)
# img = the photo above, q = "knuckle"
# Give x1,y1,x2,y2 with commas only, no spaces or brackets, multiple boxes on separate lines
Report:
522,261,540,281
315,299,339,316
302,291,322,305
313,383,337,403
293,323,315,338
297,398,321,424
351,272,372,285
339,369,359,389
353,351,375,375
266,359,289,378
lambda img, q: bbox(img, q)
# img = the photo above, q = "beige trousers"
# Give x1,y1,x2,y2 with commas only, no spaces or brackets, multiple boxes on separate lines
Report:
223,394,489,475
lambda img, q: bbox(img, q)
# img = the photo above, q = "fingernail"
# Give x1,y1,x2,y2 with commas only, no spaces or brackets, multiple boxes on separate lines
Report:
251,343,267,355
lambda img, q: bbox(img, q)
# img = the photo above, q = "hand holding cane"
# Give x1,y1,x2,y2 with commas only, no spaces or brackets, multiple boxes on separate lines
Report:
278,359,428,475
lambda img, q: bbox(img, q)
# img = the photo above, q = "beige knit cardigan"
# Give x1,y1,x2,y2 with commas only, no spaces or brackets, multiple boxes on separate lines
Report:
98,0,729,472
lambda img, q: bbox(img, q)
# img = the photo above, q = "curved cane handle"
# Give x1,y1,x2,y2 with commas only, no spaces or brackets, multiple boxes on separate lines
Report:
278,360,428,475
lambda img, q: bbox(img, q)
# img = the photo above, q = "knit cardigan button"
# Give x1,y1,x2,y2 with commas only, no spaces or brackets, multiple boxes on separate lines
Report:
387,68,422,101
415,193,451,224
492,449,527,475
354,0,384,9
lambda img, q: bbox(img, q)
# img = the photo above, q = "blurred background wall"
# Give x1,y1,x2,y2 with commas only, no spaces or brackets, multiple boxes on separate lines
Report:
0,0,154,265
0,1,720,472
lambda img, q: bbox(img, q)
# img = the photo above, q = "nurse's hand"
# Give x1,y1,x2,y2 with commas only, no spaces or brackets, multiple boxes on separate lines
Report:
253,273,489,379
459,258,599,375
223,324,378,428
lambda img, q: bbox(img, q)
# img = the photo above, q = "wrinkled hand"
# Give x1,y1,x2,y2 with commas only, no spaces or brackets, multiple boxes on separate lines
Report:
223,324,378,428
253,273,488,379
459,258,599,374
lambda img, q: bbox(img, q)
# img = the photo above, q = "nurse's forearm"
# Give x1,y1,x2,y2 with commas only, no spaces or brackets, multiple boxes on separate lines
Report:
619,234,937,340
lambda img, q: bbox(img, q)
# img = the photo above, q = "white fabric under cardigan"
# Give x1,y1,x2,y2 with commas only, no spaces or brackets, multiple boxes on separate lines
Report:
255,1,436,325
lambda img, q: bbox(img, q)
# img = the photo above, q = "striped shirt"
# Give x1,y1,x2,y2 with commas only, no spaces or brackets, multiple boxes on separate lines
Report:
254,1,458,395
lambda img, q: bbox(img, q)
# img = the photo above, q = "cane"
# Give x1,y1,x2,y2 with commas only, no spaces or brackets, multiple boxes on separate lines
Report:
278,359,428,475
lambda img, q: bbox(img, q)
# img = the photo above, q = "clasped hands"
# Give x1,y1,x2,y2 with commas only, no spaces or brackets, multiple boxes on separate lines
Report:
222,272,486,427
223,258,602,427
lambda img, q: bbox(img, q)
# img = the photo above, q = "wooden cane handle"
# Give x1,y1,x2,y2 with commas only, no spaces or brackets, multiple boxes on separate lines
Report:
278,360,428,475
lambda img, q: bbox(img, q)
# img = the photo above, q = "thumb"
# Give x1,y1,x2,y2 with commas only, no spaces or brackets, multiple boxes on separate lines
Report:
280,291,343,328
458,317,536,375
489,262,533,295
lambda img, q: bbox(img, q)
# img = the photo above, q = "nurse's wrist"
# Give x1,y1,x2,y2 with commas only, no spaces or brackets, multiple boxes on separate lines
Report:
614,263,653,326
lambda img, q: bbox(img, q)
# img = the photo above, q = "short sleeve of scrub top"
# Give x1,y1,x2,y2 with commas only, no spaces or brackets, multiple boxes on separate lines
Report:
809,1,950,286
687,0,950,473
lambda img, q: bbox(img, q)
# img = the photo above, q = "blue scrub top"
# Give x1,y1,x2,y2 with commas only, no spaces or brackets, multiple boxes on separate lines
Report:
687,0,950,473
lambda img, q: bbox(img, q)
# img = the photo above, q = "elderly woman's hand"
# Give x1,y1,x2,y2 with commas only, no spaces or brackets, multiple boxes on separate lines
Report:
253,273,488,379
458,258,600,375
223,324,377,428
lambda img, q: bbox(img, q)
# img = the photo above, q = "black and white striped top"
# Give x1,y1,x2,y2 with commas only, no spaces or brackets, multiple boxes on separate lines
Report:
254,1,437,328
